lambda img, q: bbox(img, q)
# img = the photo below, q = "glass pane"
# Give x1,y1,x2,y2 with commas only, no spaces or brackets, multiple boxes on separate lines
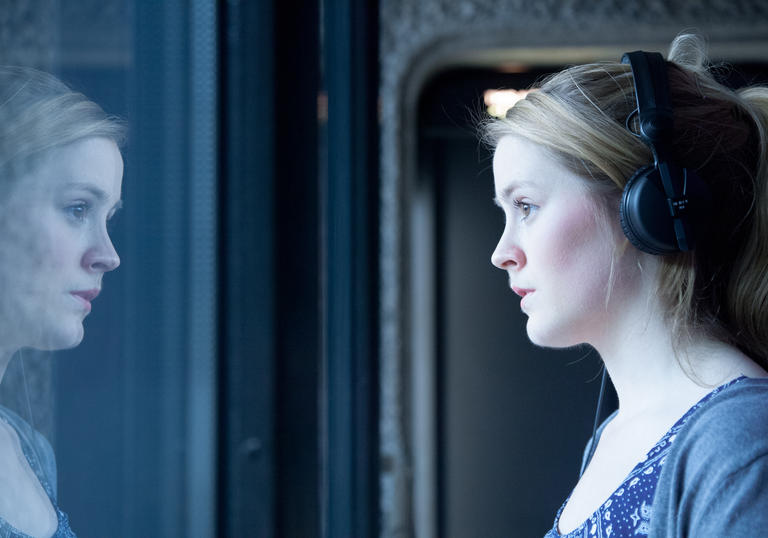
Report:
0,2,217,537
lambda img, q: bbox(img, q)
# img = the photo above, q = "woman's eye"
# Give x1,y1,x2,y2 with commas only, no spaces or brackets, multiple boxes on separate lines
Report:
512,199,536,220
66,202,89,221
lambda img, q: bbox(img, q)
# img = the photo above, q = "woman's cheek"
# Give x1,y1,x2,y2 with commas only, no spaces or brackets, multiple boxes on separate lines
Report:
546,202,605,271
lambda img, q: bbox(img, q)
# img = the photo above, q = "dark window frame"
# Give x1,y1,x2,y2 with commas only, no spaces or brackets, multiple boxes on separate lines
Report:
219,1,379,536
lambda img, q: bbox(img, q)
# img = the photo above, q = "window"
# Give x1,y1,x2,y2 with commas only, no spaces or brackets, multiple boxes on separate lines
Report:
0,2,379,537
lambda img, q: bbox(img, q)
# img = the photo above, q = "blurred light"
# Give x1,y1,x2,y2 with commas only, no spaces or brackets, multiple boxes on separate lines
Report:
497,63,529,74
318,91,328,123
483,89,532,119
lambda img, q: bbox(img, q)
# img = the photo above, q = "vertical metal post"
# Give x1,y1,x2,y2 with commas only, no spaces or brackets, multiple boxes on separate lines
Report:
187,1,218,536
323,0,379,536
219,0,276,536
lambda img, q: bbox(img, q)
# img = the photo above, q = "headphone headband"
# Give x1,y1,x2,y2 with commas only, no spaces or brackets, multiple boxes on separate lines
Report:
621,51,673,153
618,50,711,254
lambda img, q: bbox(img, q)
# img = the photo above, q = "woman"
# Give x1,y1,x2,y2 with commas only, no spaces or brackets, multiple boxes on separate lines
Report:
485,34,768,536
0,67,124,537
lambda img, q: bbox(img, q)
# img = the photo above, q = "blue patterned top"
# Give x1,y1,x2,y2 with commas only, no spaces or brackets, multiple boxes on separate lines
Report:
544,376,746,538
0,406,76,538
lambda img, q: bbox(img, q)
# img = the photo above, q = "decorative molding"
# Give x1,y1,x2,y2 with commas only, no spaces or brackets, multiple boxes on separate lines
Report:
0,0,57,68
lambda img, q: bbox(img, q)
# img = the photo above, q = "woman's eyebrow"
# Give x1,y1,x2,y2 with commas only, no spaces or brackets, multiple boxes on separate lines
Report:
63,181,110,202
495,182,525,202
62,181,123,213
493,178,543,207
493,186,517,208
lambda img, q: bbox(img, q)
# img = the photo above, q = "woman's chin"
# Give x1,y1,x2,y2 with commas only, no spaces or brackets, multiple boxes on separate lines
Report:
526,320,582,349
33,323,85,351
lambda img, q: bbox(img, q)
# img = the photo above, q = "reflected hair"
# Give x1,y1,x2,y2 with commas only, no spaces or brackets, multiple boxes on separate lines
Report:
481,34,768,369
0,66,125,184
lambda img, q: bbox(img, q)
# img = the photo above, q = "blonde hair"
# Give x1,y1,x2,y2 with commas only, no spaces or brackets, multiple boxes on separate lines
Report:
0,66,125,185
483,34,768,368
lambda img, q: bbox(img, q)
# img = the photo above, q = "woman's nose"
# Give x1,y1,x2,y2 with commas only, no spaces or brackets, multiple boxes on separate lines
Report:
82,233,120,273
491,234,526,271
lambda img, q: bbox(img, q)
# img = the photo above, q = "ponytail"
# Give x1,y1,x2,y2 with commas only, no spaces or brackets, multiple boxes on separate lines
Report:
721,86,768,367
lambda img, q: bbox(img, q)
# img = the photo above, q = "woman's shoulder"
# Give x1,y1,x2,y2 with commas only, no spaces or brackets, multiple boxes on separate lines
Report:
0,405,58,497
648,377,768,537
674,377,768,459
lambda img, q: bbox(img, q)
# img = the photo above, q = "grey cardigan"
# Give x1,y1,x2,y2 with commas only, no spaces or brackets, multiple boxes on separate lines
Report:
648,377,768,537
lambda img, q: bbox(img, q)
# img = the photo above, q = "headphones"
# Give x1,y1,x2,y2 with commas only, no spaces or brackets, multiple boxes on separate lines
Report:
580,51,714,478
618,51,711,255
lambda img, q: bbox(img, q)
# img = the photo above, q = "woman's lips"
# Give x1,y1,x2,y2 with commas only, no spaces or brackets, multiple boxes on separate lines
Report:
511,287,534,298
71,289,100,313
512,287,535,309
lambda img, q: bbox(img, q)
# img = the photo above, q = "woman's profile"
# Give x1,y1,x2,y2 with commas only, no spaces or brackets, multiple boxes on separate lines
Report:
484,34,768,536
0,66,124,537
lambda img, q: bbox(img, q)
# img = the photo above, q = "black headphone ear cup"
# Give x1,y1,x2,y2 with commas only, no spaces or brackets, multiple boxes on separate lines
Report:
619,165,679,255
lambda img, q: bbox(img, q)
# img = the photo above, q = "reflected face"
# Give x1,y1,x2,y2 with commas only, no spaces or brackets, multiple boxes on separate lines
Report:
0,137,123,351
491,136,631,348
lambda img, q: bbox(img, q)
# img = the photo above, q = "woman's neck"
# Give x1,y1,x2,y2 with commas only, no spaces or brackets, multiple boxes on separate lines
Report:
591,299,765,423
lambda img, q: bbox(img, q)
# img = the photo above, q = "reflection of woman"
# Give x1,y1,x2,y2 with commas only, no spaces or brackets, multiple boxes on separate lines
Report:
485,35,768,536
0,67,123,537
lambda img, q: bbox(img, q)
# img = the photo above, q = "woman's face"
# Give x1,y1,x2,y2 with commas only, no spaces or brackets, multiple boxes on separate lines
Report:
491,136,638,348
0,137,123,352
